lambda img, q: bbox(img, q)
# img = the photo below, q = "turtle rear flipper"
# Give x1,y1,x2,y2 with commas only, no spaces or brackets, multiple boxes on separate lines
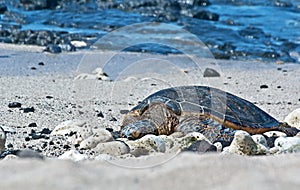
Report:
278,122,300,136
175,116,235,144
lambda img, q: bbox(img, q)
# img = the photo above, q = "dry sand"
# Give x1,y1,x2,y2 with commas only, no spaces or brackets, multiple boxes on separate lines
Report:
0,43,300,189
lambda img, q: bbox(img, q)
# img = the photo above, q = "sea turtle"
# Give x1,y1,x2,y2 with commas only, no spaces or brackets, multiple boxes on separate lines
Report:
120,86,299,144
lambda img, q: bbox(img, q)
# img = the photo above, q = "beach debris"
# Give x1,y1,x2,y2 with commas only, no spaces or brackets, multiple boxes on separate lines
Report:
203,68,220,77
74,67,110,81
8,102,22,108
59,150,88,161
284,108,300,129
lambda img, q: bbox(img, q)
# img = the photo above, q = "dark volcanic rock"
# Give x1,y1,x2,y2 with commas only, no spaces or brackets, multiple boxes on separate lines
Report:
8,102,22,108
44,44,62,53
23,107,35,113
193,10,219,21
203,68,221,77
0,4,7,14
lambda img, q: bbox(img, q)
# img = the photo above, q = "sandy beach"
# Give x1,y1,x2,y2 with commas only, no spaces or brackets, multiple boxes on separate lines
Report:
0,43,300,189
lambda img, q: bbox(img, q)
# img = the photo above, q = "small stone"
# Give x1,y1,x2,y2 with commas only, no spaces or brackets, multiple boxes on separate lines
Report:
44,44,62,54
75,67,110,81
0,4,7,14
38,62,44,66
260,84,268,89
3,154,18,160
214,142,223,152
16,149,43,159
40,128,51,134
8,102,22,108
30,67,37,70
183,140,217,153
93,141,130,156
46,96,53,99
28,123,37,127
193,10,219,21
251,135,268,148
23,107,35,113
59,150,88,161
120,110,129,114
203,68,221,77
284,108,300,129
97,112,104,118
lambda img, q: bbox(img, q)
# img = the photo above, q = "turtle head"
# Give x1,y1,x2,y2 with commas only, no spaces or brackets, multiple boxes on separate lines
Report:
120,119,158,140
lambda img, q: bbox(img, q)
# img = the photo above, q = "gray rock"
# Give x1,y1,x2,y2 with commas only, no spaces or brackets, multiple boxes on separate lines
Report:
183,140,217,153
93,141,130,156
0,127,6,153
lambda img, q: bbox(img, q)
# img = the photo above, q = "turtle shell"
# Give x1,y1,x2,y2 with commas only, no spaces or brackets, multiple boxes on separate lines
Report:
130,86,279,133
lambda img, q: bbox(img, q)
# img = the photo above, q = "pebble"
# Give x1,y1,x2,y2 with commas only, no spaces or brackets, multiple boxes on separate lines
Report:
284,108,300,129
251,134,268,148
0,127,6,153
79,128,113,149
22,107,35,113
16,149,44,159
8,102,22,108
93,141,130,156
193,10,219,21
58,150,88,161
203,68,221,77
183,140,217,153
44,44,62,54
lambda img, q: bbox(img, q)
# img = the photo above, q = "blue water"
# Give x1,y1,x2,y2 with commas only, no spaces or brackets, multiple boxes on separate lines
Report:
0,0,299,63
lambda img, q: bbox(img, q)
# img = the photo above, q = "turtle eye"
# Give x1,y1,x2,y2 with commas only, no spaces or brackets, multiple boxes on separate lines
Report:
131,131,141,139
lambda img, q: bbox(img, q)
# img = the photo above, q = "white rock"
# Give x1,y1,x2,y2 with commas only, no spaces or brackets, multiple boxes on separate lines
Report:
214,142,223,152
51,120,93,145
284,108,300,129
94,154,115,161
176,132,211,148
58,150,88,161
125,135,168,157
3,154,18,160
263,131,286,138
222,130,266,155
70,40,87,48
79,128,113,149
274,136,300,153
93,141,130,156
0,127,6,153
251,135,268,148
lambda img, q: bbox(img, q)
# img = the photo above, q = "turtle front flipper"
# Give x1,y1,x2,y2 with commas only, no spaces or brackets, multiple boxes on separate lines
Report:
175,116,235,145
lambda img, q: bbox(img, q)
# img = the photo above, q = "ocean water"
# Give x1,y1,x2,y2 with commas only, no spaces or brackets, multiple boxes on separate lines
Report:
0,0,299,63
